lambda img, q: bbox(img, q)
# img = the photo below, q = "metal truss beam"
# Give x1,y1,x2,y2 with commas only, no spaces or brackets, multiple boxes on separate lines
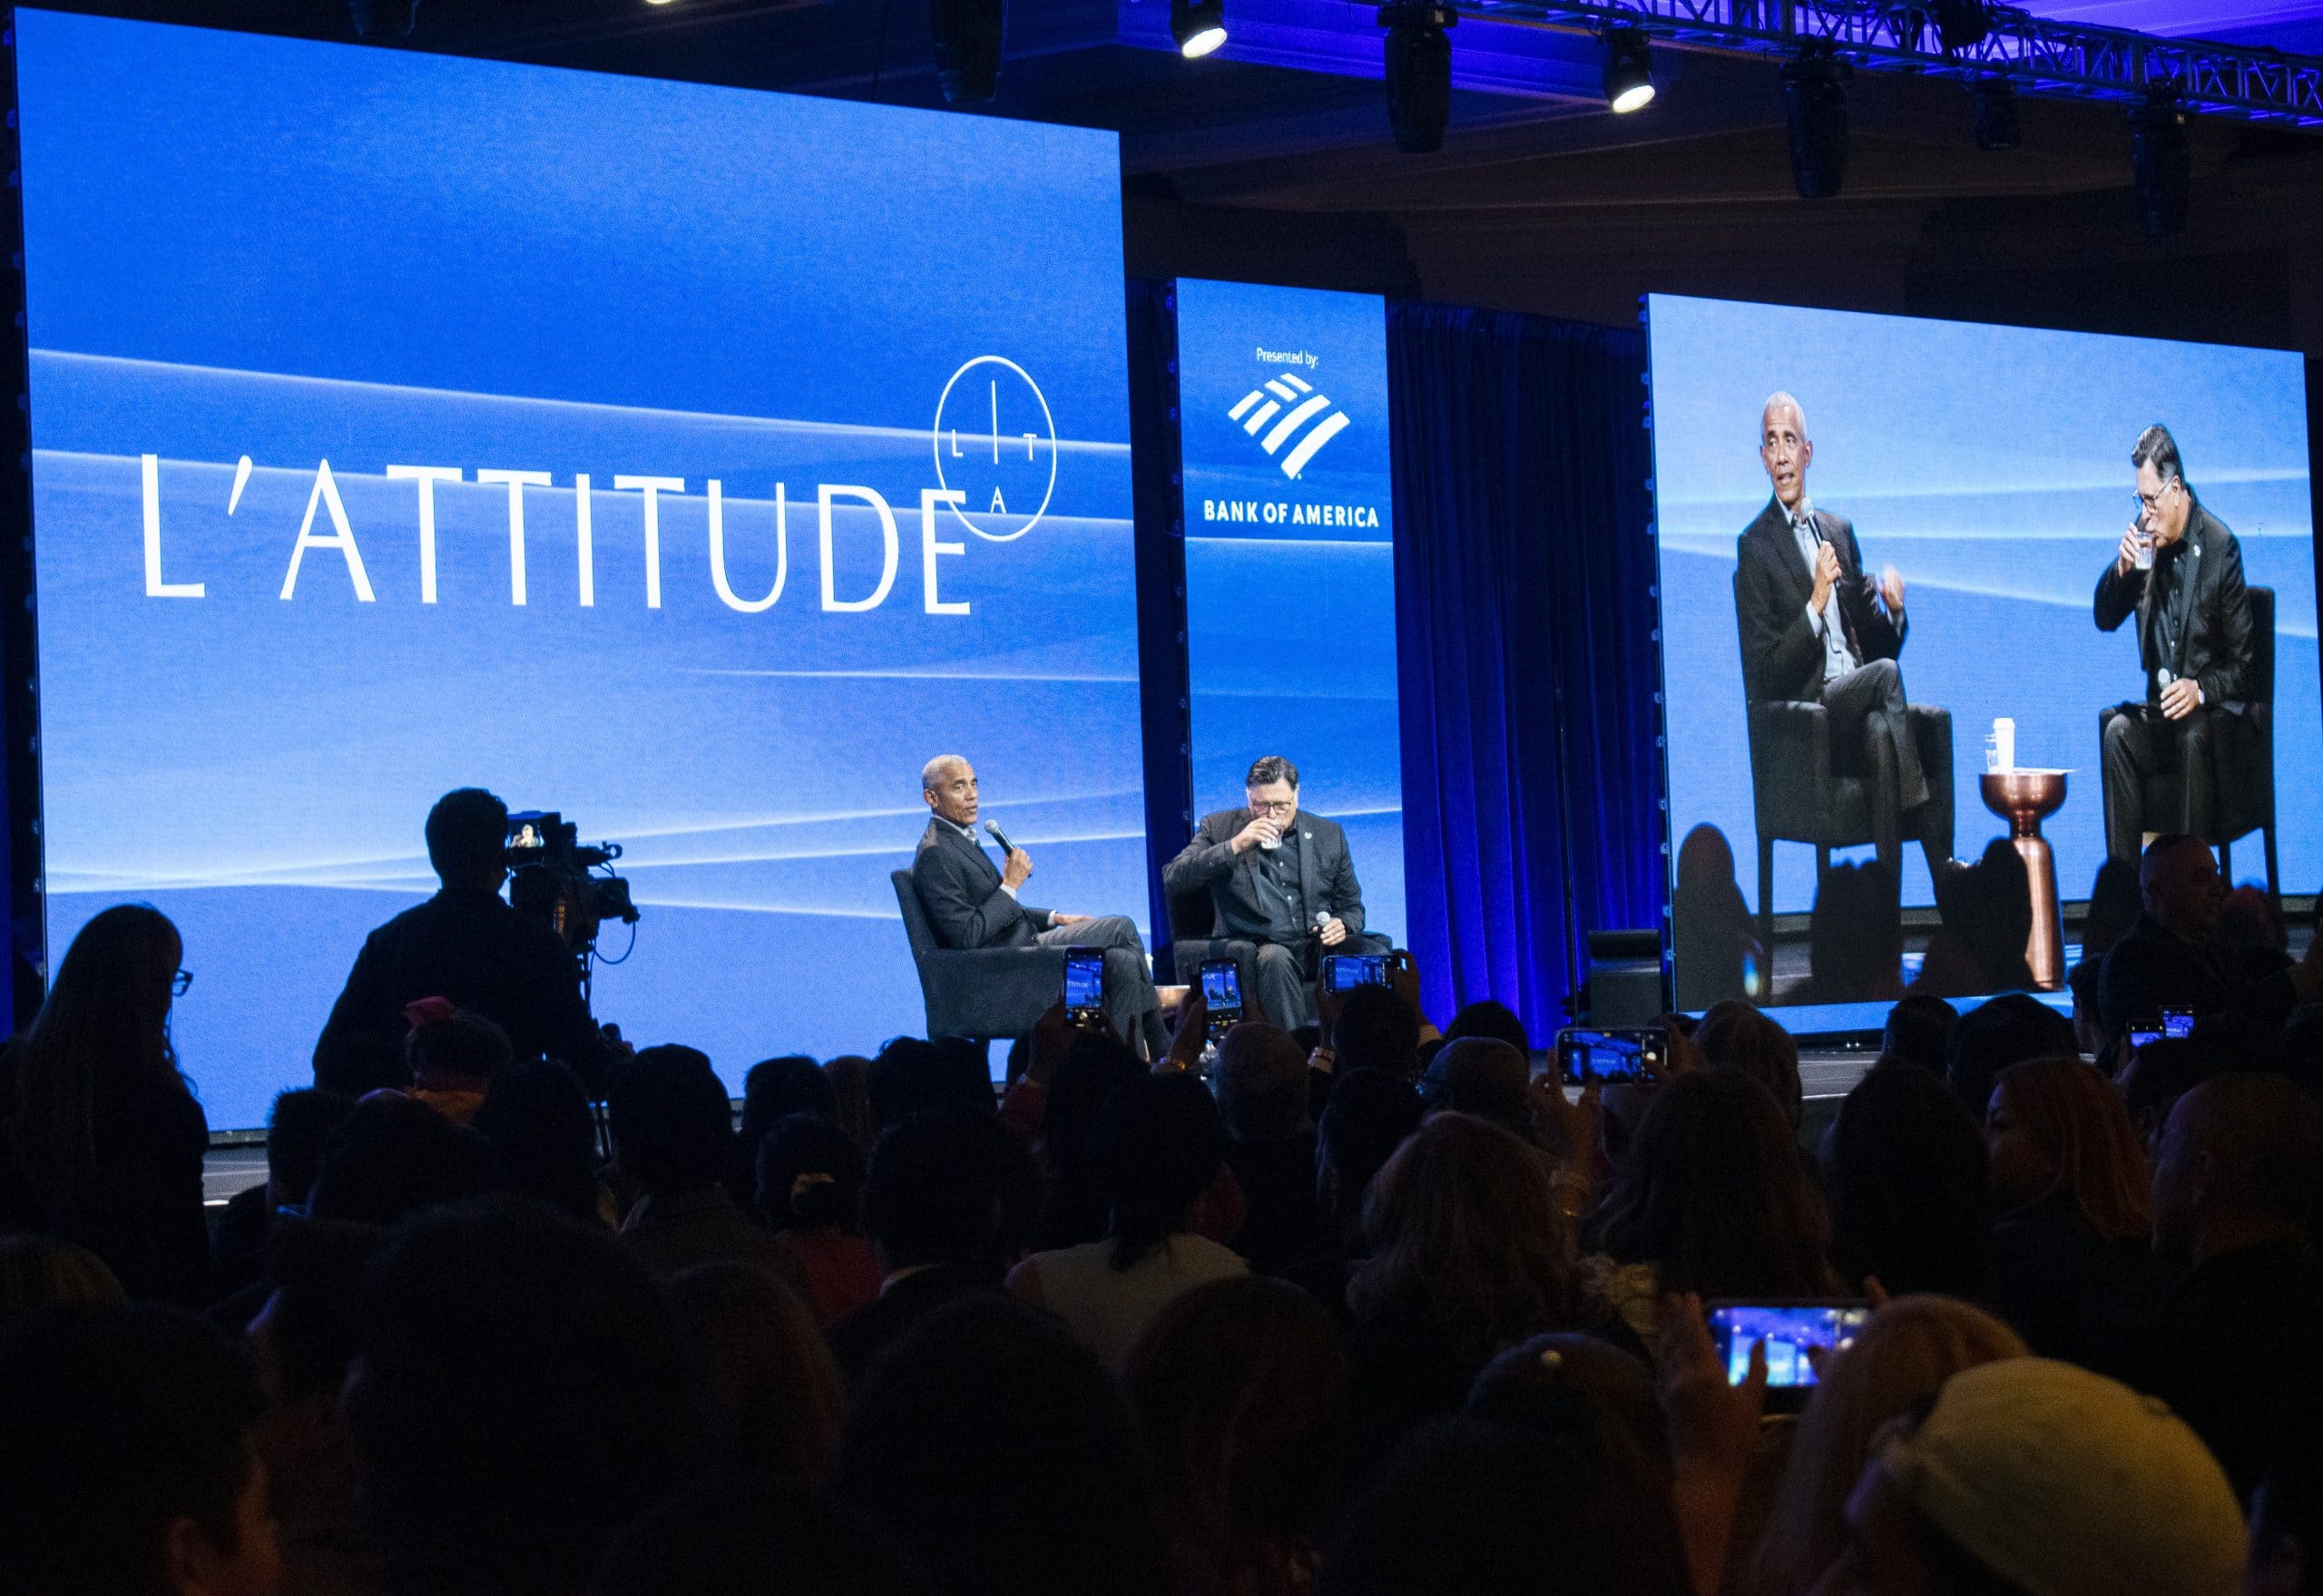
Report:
1453,0,2323,125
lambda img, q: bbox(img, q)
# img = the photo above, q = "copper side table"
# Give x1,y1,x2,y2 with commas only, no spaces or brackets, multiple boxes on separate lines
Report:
1979,769,2070,991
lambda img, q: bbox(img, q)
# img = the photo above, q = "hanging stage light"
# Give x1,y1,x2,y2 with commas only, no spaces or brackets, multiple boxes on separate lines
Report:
930,0,1007,103
1379,2,1456,155
1171,0,1228,58
1932,0,1991,54
1780,47,1851,200
1603,26,1655,113
2128,86,2191,237
1971,73,2020,151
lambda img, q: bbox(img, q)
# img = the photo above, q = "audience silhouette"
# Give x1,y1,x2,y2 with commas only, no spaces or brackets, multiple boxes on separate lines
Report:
12,821,2323,1596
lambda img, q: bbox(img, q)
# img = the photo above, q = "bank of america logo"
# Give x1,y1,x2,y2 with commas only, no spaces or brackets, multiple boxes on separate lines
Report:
1228,375,1351,479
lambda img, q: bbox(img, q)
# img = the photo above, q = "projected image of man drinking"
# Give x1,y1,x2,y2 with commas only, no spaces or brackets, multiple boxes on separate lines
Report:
2094,424,2259,866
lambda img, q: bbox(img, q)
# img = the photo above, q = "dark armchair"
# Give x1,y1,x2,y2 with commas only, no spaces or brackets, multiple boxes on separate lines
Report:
890,870,1069,1042
1164,883,1260,994
1741,700,1955,958
2097,583,2277,896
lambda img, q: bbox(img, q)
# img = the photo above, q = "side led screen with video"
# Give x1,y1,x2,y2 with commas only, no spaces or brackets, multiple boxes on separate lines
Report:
1175,279,1404,946
16,11,1142,1127
1647,293,2315,1028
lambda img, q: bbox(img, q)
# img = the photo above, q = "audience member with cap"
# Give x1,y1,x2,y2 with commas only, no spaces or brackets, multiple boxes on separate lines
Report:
1750,1295,2027,1595
1828,1357,2243,1595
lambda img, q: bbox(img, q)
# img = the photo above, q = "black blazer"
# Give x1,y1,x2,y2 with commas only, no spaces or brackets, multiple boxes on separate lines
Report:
1734,497,1906,705
2093,502,2254,712
1162,808,1366,943
910,818,1052,950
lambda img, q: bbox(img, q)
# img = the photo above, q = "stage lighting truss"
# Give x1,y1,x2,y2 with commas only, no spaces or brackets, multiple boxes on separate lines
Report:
1445,0,2323,128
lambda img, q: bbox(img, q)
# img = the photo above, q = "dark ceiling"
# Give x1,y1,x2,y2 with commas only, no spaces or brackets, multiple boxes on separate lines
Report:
34,0,2323,351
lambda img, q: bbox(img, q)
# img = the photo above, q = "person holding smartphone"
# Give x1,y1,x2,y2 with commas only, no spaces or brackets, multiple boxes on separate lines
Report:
1162,755,1385,1031
2093,424,2259,865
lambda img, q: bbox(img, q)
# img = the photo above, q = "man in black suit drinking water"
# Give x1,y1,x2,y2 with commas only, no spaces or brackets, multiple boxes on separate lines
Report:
2093,425,2259,865
1163,755,1383,1030
1734,391,1946,887
910,754,1168,1056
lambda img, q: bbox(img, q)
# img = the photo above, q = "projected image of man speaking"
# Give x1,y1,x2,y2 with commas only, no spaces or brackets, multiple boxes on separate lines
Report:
1733,393,1952,888
2093,426,2260,866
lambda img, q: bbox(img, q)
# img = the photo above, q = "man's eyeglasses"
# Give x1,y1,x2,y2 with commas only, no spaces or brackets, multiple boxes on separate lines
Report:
172,969,193,997
2134,479,2181,513
1248,799,1298,816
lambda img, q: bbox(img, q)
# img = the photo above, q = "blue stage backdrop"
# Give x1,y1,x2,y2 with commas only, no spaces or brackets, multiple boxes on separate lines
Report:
1648,293,2316,1028
15,11,1142,1128
1174,279,1403,945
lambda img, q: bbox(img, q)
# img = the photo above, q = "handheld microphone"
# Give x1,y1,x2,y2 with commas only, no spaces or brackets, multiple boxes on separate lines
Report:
984,819,1018,856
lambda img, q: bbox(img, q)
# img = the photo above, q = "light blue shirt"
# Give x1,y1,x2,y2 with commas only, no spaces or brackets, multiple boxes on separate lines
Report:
1788,496,1857,683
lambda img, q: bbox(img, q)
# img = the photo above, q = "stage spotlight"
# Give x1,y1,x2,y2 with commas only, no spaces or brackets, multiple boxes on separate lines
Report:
1931,0,1989,53
348,0,417,34
930,0,1006,103
1603,27,1655,114
1779,48,1850,200
1171,0,1228,57
1380,2,1456,155
2128,87,2191,237
1971,73,2020,151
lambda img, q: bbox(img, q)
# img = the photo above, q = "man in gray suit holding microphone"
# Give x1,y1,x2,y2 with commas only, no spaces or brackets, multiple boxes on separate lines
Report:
910,753,1168,1056
1164,755,1384,1030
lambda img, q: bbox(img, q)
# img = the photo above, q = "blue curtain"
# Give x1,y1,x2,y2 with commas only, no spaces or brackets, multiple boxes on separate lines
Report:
1388,301,1665,1039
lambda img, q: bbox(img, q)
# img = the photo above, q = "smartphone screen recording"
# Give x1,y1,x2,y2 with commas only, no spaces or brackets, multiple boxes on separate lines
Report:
1325,954,1389,991
1707,1302,1869,1390
1554,1027,1663,1085
1199,959,1244,1042
1062,948,1106,1023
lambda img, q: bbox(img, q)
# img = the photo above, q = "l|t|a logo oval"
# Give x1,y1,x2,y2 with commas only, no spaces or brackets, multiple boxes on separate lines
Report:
932,357,1057,543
